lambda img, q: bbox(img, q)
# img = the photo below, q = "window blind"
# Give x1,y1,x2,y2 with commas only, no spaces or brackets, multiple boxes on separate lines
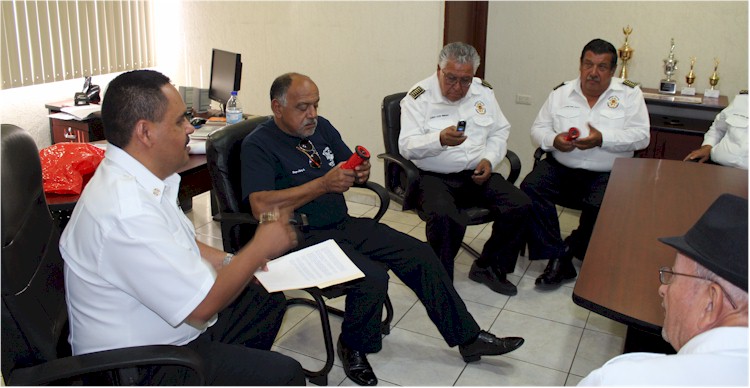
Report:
1,0,154,90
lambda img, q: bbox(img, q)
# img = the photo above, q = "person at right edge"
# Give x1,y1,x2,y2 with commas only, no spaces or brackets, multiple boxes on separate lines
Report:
520,38,650,289
683,91,748,170
579,193,748,385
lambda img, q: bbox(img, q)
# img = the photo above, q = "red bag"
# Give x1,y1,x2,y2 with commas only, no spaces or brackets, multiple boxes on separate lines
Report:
40,143,105,195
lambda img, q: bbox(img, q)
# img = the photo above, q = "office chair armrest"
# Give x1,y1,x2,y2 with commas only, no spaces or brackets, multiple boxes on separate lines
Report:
533,147,547,162
7,345,204,386
504,149,522,184
354,181,391,222
377,152,421,210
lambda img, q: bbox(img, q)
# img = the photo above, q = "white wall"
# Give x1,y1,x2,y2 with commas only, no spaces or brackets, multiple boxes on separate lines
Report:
166,1,445,186
486,1,749,180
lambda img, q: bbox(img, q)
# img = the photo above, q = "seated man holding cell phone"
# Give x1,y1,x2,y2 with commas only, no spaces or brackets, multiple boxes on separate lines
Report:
399,42,531,296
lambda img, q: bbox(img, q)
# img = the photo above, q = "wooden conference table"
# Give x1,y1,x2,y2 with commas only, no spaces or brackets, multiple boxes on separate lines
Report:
573,158,748,351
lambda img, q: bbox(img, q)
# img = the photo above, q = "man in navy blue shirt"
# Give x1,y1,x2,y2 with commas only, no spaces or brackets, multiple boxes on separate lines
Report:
240,73,525,386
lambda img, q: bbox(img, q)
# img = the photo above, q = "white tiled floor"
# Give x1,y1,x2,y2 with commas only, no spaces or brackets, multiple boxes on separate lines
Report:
187,189,627,386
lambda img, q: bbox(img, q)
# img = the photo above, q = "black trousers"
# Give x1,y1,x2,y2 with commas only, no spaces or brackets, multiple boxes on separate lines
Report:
418,170,531,278
520,157,610,261
138,283,305,385
301,217,480,353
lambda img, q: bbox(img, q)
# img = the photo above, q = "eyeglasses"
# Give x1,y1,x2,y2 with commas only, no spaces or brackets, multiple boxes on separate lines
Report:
659,266,738,310
581,60,613,72
441,70,473,88
296,138,321,169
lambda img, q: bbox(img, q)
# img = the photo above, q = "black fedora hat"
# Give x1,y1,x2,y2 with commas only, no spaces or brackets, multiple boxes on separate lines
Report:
658,193,748,292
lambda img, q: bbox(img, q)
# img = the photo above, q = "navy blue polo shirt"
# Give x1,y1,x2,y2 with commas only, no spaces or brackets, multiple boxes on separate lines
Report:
240,116,354,228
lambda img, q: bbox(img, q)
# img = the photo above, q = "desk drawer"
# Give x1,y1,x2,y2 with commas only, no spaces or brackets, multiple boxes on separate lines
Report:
51,119,105,143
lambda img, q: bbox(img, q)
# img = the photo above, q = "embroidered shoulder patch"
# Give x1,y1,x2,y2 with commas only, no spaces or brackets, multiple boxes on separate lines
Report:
553,82,566,90
409,86,425,99
622,79,638,88
481,79,493,89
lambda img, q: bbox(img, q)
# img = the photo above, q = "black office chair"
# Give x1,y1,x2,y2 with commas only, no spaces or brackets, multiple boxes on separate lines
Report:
377,92,522,259
206,117,393,386
0,124,205,385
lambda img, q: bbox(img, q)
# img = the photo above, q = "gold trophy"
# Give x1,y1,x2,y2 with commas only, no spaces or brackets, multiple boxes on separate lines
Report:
659,38,678,94
681,57,697,96
618,26,634,80
705,57,720,98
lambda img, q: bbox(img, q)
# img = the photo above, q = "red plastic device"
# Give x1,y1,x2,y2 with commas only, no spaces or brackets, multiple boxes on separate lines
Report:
341,145,371,169
566,127,580,141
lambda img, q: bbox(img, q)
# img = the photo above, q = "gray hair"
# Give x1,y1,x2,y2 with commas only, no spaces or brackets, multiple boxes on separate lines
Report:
438,42,481,73
695,262,748,309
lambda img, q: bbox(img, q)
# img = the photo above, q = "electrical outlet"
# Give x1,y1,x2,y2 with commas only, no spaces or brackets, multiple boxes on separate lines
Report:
515,94,532,105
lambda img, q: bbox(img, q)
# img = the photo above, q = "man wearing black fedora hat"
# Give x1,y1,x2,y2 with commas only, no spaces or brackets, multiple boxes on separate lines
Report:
579,193,748,386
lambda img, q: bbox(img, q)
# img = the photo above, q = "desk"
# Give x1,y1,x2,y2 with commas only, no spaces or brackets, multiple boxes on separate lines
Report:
573,158,747,350
46,152,212,230
46,100,105,144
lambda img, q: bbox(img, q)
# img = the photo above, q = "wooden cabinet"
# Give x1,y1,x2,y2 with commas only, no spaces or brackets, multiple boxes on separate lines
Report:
46,100,105,144
638,88,728,160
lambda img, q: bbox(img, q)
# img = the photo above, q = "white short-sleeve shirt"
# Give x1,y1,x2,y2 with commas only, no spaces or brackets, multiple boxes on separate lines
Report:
60,145,216,355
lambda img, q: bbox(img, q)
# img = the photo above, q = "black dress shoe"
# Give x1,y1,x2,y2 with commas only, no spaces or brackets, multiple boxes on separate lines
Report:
337,336,377,386
468,262,518,296
459,330,525,362
535,255,577,290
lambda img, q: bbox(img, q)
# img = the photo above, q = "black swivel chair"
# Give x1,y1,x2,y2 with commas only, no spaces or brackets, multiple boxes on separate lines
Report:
0,124,205,385
206,117,393,386
377,92,522,259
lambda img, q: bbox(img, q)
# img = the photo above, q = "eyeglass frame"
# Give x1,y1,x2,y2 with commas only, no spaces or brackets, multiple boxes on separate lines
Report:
658,266,738,310
440,69,473,88
296,138,321,169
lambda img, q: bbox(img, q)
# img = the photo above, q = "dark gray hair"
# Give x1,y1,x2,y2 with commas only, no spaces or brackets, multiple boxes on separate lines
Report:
101,70,171,148
270,72,307,106
438,42,480,73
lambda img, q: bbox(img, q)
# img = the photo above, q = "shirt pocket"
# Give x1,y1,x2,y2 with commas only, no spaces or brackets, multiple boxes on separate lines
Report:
599,108,625,128
726,114,748,130
554,106,581,133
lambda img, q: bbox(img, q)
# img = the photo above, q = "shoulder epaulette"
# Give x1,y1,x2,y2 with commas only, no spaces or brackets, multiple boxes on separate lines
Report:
622,79,639,88
553,82,566,91
740,90,748,94
481,79,493,89
409,86,426,99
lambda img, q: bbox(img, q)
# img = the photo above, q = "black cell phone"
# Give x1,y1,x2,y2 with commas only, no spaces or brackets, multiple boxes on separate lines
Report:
456,120,466,132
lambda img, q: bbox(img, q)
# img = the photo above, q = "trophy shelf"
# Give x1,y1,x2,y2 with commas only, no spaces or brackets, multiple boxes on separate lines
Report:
638,88,728,160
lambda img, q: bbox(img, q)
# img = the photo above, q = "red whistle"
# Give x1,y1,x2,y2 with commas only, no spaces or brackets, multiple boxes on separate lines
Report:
341,145,371,169
566,127,580,141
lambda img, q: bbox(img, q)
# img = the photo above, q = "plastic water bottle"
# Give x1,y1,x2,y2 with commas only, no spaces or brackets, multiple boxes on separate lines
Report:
225,91,243,125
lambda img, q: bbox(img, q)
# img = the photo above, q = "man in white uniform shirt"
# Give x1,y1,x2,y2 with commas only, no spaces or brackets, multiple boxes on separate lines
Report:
684,92,748,169
520,38,650,289
59,70,304,385
399,42,531,296
579,193,748,386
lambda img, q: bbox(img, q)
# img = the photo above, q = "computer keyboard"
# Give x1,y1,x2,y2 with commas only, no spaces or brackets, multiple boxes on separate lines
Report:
190,122,225,140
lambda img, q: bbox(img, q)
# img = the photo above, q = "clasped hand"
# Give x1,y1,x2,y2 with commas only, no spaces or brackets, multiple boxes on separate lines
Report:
554,123,602,152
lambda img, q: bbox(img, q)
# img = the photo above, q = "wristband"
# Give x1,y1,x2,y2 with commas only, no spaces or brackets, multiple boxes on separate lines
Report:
223,253,234,267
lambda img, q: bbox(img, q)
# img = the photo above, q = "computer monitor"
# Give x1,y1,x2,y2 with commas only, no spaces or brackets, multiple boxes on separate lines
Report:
208,48,242,114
